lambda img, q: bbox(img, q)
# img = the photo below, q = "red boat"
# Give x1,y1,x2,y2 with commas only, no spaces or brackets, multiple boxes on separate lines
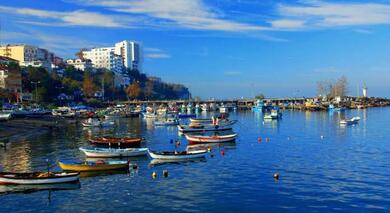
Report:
89,137,143,148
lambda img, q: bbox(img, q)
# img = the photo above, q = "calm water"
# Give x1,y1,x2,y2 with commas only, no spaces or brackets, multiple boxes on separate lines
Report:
1,108,390,212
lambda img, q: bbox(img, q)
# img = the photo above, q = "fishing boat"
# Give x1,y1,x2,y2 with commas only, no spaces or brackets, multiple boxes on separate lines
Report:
58,160,130,172
185,133,237,143
340,117,361,125
0,182,80,194
79,147,148,158
89,137,142,148
264,109,282,120
0,112,12,121
178,120,236,133
82,118,115,128
0,172,80,185
148,149,208,160
154,118,179,126
189,118,213,124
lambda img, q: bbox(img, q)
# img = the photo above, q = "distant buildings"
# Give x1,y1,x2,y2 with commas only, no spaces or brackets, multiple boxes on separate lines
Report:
114,40,143,71
66,59,93,71
79,40,143,87
0,44,57,72
0,56,22,100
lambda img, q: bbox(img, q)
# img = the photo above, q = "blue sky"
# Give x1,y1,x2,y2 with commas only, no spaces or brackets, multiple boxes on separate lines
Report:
1,0,390,99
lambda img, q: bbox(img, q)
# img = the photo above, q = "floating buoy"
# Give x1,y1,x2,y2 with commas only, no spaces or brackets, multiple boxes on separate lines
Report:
170,139,174,144
266,138,270,142
258,137,262,142
207,147,212,152
152,171,157,179
273,173,279,180
132,164,138,170
220,150,225,156
320,135,324,140
163,170,169,178
176,141,181,147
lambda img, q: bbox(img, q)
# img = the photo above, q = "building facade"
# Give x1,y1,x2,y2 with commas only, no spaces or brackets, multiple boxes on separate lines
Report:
0,44,54,71
66,59,93,71
82,47,123,73
0,57,22,100
114,40,143,71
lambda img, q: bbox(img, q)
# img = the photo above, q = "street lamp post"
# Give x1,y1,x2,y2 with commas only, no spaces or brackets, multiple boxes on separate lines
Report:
31,81,41,103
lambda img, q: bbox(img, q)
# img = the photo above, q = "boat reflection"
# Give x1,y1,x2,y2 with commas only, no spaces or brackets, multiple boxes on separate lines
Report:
0,182,80,195
79,170,130,178
149,158,207,167
186,142,236,151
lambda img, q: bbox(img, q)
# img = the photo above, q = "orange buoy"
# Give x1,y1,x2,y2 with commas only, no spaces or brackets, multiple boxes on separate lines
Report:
220,150,225,156
152,171,157,179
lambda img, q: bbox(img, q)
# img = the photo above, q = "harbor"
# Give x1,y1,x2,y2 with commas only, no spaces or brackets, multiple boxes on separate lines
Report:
1,105,390,211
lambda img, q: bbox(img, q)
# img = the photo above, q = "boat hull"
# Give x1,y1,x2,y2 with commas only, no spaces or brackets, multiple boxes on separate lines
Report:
148,150,207,160
0,172,79,185
58,161,129,172
80,147,148,158
185,134,237,143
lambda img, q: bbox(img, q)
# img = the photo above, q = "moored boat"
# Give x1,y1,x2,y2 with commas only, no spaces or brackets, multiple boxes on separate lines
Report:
0,172,79,185
79,147,148,158
88,137,143,148
185,133,237,143
58,160,130,172
340,116,361,125
154,118,179,126
0,112,12,121
148,149,208,160
178,120,236,133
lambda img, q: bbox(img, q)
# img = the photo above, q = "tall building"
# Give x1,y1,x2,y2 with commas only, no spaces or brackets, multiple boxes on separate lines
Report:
114,40,143,71
82,47,123,73
0,44,54,71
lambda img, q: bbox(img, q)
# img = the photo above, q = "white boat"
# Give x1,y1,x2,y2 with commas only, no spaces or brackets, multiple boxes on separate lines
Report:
52,107,76,118
148,149,208,160
340,116,361,125
264,109,282,120
178,120,236,133
142,112,157,119
219,106,228,113
185,133,237,143
154,118,179,126
79,147,148,158
82,118,115,127
0,112,12,121
0,172,79,185
189,118,213,124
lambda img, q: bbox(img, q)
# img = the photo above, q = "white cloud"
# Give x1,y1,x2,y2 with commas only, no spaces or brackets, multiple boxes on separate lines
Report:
69,0,267,31
276,1,390,29
0,6,129,27
144,47,171,59
145,53,171,59
270,19,305,29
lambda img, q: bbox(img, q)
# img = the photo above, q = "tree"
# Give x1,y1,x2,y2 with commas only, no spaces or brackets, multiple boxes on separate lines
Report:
0,88,12,103
126,82,140,100
83,73,96,98
144,80,154,99
255,94,265,100
75,48,88,60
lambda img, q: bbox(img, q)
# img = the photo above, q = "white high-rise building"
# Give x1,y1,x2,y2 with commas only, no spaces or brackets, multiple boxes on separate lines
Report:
82,47,123,74
114,40,143,71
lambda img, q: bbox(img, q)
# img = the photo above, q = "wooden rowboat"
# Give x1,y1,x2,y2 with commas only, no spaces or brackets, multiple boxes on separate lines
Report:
148,150,208,160
185,133,237,143
79,147,148,158
178,124,233,133
88,137,143,148
58,160,130,172
0,172,79,185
